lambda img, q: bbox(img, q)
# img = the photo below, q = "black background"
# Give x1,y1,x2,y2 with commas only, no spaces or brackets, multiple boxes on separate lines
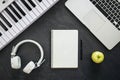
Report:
0,0,120,80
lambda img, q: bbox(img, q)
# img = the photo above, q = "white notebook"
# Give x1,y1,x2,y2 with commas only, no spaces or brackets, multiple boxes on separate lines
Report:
51,30,78,68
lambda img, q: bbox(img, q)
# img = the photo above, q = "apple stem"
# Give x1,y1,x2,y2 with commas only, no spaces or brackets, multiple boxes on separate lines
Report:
98,55,100,59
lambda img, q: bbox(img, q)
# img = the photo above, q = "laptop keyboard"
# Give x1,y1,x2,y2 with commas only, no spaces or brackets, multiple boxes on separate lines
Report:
90,0,120,31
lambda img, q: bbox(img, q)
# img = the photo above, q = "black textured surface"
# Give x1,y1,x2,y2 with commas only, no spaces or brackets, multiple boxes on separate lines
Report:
0,0,120,80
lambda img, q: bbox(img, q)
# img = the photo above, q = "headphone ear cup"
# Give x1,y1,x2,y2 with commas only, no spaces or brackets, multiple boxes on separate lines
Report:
23,61,35,74
11,56,21,69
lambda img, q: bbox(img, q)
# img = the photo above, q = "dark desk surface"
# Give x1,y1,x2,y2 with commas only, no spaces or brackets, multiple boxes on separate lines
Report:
0,0,120,80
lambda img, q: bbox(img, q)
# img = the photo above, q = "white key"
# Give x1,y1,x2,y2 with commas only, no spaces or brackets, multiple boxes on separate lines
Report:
0,36,6,45
11,3,30,26
25,0,33,8
34,0,44,13
38,1,47,10
15,1,33,22
43,0,50,8
47,0,54,4
24,0,37,15
53,0,57,2
28,10,37,20
6,26,15,37
4,31,13,40
25,0,39,17
19,20,26,28
30,5,40,17
0,17,9,30
7,7,19,21
11,4,23,18
2,10,23,31
18,0,36,20
0,43,3,48
22,17,30,26
0,16,15,36
0,26,9,42
0,18,14,38
15,22,23,32
32,8,40,17
1,11,19,34
25,14,33,22
0,27,12,40
7,7,27,29
0,18,13,39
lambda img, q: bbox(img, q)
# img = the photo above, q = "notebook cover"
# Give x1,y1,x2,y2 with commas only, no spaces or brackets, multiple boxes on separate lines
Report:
51,30,78,68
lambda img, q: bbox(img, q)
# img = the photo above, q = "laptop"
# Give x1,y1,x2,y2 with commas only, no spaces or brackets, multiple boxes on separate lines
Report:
65,0,120,50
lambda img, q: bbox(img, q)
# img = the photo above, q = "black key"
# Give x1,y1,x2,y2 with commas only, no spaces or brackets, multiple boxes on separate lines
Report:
105,0,109,3
13,2,26,16
5,8,18,22
0,32,2,36
104,2,107,6
28,0,36,7
9,5,22,19
111,10,115,13
21,0,32,11
0,14,12,28
118,29,120,31
111,4,115,8
115,3,118,7
118,21,120,25
118,6,120,9
38,0,42,2
109,2,112,5
102,0,105,3
95,4,108,18
92,1,96,5
106,5,110,9
0,21,8,31
98,1,101,5
112,1,116,4
109,7,112,11
107,16,112,20
116,24,119,28
90,0,120,30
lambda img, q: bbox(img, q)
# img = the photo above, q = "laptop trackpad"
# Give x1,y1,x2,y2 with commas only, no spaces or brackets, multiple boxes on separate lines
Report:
83,10,105,32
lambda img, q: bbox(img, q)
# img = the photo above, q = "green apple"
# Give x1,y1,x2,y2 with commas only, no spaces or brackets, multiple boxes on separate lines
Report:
91,51,104,64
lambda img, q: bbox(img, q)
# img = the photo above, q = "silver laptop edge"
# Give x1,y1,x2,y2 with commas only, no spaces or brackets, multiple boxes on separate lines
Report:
65,0,120,50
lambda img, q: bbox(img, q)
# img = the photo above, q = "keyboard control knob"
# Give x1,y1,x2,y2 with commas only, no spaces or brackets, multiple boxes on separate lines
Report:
0,0,14,12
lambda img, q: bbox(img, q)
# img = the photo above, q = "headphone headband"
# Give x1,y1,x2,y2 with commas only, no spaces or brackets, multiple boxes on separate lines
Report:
11,39,44,67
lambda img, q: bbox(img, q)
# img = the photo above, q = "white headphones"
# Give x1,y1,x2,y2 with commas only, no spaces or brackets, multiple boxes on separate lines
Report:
11,40,45,74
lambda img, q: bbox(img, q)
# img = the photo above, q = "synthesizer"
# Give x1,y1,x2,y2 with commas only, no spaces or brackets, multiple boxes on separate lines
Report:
0,0,59,50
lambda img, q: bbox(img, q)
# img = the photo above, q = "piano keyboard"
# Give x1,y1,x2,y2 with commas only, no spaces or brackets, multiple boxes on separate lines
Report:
0,0,59,50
